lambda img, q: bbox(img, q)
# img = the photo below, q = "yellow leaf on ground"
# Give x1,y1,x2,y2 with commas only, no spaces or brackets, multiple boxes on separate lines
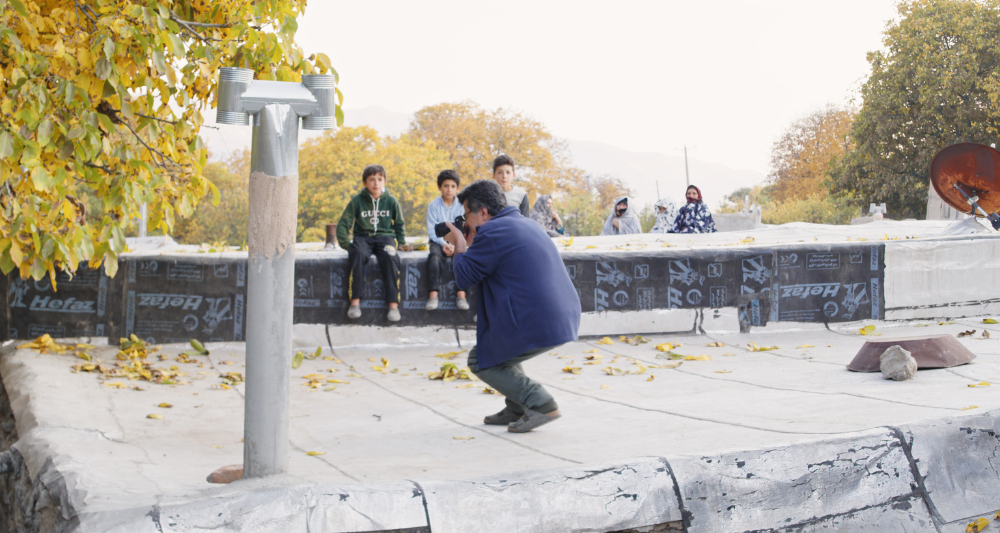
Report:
585,354,603,360
647,374,655,381
685,355,711,361
722,352,736,356
146,413,164,419
706,342,725,347
585,245,598,249
651,362,682,369
483,387,499,394
368,358,376,361
596,337,614,345
966,517,990,532
327,379,349,384
968,382,991,388
983,319,999,324
962,406,979,411
453,436,475,440
291,352,303,369
715,370,732,374
939,320,956,325
914,323,930,327
347,373,362,378
634,362,647,374
655,342,682,352
323,386,337,391
158,402,173,408
859,325,876,335
456,383,479,389
104,382,127,388
796,344,815,349
322,356,336,361
562,366,582,375
601,384,610,389
302,373,326,379
435,350,466,359
747,342,778,352
306,451,326,456
584,349,599,354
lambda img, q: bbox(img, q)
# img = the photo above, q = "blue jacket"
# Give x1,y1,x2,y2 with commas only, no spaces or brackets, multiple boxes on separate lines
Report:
453,207,581,369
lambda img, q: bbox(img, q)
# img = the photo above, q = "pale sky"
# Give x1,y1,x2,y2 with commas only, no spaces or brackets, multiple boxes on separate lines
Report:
294,1,900,176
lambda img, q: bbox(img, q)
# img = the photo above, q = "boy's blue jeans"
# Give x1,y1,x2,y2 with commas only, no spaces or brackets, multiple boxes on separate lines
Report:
348,235,400,303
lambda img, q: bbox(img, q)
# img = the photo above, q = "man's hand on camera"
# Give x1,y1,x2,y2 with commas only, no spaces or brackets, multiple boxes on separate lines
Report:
444,222,469,254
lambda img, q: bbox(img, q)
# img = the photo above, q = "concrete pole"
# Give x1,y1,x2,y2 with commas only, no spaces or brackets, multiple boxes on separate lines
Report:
684,145,690,188
243,103,299,477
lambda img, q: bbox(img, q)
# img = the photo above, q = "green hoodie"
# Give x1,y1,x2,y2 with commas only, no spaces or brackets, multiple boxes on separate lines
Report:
336,188,406,251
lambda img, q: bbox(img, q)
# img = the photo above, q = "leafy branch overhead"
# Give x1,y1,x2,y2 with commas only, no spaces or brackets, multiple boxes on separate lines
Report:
0,0,340,284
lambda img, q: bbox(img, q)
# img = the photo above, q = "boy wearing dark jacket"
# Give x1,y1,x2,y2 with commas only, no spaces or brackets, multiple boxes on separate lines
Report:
336,165,407,322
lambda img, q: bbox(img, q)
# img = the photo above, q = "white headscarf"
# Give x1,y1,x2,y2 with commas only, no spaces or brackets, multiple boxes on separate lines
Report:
601,196,642,235
650,197,678,234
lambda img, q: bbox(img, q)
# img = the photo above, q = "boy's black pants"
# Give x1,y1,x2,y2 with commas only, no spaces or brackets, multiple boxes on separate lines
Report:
426,242,451,294
348,235,400,303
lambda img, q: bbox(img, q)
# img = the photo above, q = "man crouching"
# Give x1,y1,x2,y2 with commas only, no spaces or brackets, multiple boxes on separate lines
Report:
444,180,581,433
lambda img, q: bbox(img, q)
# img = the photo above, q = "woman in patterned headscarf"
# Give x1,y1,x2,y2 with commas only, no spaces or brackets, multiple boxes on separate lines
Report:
530,194,565,237
601,196,643,235
670,185,717,233
649,197,678,234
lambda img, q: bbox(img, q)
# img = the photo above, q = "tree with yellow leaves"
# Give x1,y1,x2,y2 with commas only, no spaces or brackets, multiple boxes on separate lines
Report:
0,0,338,284
767,104,854,202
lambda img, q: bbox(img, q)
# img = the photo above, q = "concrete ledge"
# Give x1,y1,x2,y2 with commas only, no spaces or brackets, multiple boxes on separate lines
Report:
421,457,681,533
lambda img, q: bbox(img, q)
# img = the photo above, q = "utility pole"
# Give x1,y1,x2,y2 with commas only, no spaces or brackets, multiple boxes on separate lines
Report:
656,181,660,199
216,67,337,478
684,144,690,188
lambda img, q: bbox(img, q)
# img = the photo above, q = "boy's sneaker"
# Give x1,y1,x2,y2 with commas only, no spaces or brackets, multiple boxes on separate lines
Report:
425,298,439,311
347,305,361,319
508,409,561,433
387,308,401,322
456,298,470,311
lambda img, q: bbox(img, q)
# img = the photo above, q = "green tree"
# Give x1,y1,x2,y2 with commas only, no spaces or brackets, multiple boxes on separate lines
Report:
296,126,452,243
0,0,339,284
831,0,1000,218
172,149,249,245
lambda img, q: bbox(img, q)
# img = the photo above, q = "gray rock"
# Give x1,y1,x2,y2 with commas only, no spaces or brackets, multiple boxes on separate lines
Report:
880,345,917,381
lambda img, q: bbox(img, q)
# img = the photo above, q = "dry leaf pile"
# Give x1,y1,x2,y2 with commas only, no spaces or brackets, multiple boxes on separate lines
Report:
427,363,477,382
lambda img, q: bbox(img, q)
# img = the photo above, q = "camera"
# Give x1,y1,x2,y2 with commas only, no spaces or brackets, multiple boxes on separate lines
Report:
434,215,466,238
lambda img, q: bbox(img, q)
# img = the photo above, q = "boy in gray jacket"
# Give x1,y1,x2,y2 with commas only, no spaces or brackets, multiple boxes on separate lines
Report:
336,165,407,322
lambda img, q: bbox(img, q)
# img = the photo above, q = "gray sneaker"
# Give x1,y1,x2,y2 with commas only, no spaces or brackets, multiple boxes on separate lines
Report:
387,308,401,322
456,298,470,311
508,409,561,433
347,304,361,319
425,298,439,311
484,407,523,426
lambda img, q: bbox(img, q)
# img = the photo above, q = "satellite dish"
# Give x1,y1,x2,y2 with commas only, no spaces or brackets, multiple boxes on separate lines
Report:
930,143,1000,224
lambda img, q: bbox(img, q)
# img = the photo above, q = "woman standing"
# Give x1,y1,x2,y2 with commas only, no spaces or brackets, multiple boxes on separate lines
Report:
530,194,565,237
670,185,717,233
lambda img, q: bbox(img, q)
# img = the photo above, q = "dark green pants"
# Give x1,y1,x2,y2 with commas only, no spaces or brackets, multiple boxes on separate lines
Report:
468,345,560,414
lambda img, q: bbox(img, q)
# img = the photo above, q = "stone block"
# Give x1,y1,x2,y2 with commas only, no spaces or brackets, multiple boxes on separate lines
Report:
207,464,243,484
881,345,917,381
420,457,681,533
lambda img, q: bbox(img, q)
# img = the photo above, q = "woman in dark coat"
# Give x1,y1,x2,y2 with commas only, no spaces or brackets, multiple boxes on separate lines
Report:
670,185,717,233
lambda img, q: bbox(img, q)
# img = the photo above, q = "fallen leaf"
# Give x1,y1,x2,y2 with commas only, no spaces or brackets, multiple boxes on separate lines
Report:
456,383,479,389
562,366,582,375
322,356,336,361
306,451,326,456
706,342,725,347
983,331,991,339
323,385,337,391
368,358,377,362
453,436,474,440
583,349,599,354
347,373,362,378
655,352,685,360
715,370,732,374
966,517,990,532
482,387,499,394
302,373,326,379
158,402,173,408
958,330,977,338
685,355,712,361
558,355,572,359
647,374,655,381
859,325,876,336
722,352,736,356
601,384,610,389
796,344,815,349
585,245,598,249
596,337,614,345
655,342,682,352
146,413,164,419
190,339,209,355
326,379,349,384
968,382,991,388
291,352,304,369
962,406,979,411
602,366,626,376
211,445,223,449
104,382,127,388
914,323,930,327
747,342,778,352
983,319,999,324
651,362,682,369
585,354,603,361
939,320,956,325
435,350,466,360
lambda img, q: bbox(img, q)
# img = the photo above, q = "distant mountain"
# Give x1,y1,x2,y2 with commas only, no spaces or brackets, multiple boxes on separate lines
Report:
200,105,764,205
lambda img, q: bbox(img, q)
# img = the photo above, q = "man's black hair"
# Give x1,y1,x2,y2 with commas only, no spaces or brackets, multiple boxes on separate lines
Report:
362,164,386,182
492,154,515,172
437,169,460,188
458,179,507,216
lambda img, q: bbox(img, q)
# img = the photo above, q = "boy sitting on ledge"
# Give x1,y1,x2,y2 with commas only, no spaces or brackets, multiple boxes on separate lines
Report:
425,169,469,311
336,164,407,322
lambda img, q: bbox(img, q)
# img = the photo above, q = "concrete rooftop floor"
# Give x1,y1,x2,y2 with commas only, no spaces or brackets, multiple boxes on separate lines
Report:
6,315,1000,520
